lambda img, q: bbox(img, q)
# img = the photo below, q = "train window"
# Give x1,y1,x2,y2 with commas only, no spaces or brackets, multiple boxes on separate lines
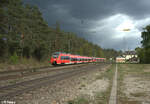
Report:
60,56,69,60
64,56,67,60
66,56,70,60
61,56,65,60
75,58,77,61
61,56,63,60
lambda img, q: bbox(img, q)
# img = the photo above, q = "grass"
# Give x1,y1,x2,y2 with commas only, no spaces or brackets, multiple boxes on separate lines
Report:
94,87,112,104
82,76,86,80
0,58,51,72
80,84,86,88
130,92,146,97
94,65,115,103
78,83,86,89
95,64,115,80
117,64,133,102
68,96,90,104
95,74,103,80
94,64,116,104
9,79,21,84
118,64,150,79
117,64,150,103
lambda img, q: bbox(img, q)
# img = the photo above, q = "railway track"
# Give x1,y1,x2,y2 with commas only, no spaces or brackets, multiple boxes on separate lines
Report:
0,64,104,100
0,65,52,74
0,64,88,81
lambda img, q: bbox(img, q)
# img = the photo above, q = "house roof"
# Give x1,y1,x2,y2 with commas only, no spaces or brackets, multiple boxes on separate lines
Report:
123,51,137,55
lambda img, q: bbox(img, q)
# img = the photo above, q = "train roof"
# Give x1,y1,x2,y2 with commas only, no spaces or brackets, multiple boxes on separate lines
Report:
52,52,105,59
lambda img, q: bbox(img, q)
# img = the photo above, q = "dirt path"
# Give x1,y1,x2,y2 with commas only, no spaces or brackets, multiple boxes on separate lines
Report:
109,64,118,104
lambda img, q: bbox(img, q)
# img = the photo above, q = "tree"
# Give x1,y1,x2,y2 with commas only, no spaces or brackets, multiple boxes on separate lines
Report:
0,0,110,63
137,25,150,63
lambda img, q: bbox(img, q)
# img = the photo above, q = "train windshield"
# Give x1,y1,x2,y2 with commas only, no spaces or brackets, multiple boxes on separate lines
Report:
52,55,58,58
52,52,60,58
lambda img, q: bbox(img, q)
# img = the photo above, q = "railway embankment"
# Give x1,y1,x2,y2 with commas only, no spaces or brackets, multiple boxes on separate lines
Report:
0,63,112,104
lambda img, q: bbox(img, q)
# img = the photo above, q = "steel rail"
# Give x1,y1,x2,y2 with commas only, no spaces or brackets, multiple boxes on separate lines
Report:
0,64,102,100
0,64,88,81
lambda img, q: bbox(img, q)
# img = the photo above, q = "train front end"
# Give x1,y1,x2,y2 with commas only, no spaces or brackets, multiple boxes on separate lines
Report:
50,52,61,65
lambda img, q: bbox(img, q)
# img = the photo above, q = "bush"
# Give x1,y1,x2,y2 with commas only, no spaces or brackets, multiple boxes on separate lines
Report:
68,97,89,104
9,52,19,64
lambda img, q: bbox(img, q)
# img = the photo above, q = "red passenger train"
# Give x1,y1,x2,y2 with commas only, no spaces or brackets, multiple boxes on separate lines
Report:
50,52,106,65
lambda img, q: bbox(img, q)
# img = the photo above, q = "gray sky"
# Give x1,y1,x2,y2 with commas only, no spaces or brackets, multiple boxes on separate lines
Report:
24,0,150,50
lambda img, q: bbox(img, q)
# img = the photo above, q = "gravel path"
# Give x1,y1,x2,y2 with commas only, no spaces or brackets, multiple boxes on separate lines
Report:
109,64,117,104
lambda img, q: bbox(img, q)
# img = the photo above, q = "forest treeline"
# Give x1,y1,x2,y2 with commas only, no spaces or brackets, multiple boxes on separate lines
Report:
136,25,150,63
0,0,120,63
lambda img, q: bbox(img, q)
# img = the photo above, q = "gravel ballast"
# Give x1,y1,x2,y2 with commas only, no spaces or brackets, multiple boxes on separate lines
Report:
2,64,111,104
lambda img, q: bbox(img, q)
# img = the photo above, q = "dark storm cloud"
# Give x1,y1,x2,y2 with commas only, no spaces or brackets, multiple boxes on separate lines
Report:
59,0,117,20
24,0,150,20
23,0,150,50
115,0,150,19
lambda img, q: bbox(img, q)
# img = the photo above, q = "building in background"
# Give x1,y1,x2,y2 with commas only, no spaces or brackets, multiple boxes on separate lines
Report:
116,51,139,63
116,56,125,63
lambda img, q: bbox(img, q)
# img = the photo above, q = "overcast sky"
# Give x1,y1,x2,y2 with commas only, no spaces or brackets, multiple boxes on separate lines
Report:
24,0,150,51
